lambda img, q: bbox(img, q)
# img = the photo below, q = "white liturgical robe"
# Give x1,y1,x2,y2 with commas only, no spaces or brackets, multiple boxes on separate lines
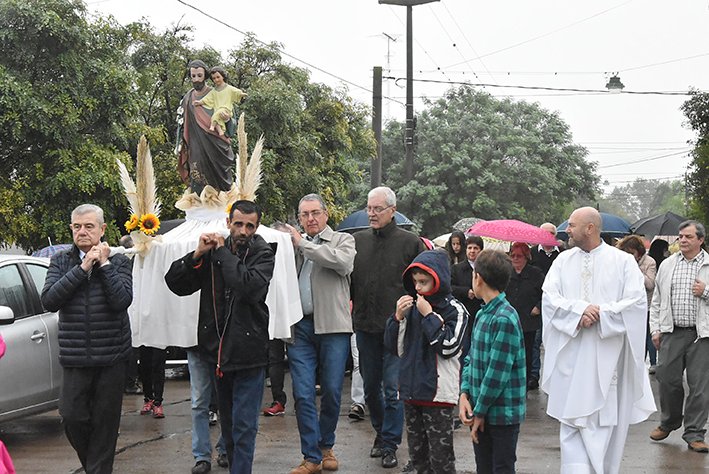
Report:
542,241,656,473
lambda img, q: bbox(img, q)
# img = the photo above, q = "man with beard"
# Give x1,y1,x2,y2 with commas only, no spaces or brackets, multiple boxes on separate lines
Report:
541,207,655,473
175,59,236,195
165,201,275,474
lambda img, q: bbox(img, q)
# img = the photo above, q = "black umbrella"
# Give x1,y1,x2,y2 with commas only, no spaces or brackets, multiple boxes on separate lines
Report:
630,211,688,236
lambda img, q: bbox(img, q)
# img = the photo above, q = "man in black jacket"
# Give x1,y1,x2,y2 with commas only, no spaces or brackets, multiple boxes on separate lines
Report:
350,186,424,469
165,201,275,474
41,204,133,474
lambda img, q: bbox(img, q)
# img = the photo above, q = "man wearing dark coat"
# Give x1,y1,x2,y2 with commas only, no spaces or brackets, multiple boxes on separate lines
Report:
41,204,133,474
165,200,275,474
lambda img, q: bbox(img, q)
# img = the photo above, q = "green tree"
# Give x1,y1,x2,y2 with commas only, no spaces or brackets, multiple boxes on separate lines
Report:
379,86,598,236
0,0,136,251
680,89,709,223
605,178,687,222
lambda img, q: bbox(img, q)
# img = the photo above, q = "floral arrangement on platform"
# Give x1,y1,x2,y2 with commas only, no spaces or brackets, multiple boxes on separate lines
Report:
116,136,163,257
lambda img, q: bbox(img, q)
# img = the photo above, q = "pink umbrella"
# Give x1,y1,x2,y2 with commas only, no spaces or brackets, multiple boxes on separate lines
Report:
466,220,559,246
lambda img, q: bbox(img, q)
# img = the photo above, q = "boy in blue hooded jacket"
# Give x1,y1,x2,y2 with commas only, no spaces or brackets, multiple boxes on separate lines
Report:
384,250,469,474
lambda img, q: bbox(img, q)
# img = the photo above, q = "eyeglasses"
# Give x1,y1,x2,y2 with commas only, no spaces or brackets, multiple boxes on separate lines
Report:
510,254,526,259
366,205,392,214
298,210,326,219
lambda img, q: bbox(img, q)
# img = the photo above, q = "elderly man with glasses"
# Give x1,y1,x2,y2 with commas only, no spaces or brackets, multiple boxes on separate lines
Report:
350,186,425,469
284,194,357,474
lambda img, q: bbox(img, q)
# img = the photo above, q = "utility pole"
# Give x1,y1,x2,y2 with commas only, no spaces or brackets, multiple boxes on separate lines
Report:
372,66,383,188
379,0,439,184
382,32,399,119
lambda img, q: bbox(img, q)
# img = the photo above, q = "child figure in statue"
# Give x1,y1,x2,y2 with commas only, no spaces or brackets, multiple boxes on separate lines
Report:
193,66,247,137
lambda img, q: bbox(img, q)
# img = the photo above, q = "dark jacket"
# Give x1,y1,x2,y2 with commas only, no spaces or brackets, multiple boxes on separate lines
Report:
164,234,275,373
351,219,424,333
41,245,133,368
506,262,545,332
450,260,483,321
384,250,468,405
529,245,562,276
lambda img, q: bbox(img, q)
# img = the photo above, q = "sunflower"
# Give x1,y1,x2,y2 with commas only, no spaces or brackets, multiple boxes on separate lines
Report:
125,214,140,232
139,214,161,235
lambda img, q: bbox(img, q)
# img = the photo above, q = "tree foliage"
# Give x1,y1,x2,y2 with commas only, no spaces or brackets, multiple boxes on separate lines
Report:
604,178,687,222
680,89,709,223
0,1,375,252
378,87,598,236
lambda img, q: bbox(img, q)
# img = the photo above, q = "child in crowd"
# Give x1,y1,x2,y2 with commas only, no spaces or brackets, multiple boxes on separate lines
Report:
384,250,469,474
193,66,247,136
459,249,526,474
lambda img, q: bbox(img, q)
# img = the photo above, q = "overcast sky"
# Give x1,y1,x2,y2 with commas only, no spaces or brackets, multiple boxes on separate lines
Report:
87,0,707,195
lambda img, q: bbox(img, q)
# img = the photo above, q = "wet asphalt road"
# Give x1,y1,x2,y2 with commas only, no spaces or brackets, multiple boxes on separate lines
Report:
1,370,708,473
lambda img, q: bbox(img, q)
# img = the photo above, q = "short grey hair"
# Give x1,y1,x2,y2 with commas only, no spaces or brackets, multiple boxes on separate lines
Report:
541,222,557,236
368,186,396,207
680,220,706,240
298,194,327,213
71,204,104,226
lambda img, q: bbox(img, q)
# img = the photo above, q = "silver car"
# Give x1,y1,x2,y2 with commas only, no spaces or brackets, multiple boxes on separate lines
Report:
0,255,62,422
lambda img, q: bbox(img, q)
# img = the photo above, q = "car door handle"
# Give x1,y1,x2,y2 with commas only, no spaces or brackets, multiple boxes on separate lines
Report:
31,331,47,341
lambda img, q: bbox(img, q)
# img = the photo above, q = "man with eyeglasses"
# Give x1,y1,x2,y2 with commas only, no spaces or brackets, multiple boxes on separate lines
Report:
350,186,425,469
284,194,356,474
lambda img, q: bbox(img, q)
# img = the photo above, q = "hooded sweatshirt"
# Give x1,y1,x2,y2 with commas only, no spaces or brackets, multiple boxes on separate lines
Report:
384,250,469,405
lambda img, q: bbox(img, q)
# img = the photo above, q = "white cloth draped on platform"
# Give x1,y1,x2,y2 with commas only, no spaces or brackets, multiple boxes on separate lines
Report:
129,208,302,349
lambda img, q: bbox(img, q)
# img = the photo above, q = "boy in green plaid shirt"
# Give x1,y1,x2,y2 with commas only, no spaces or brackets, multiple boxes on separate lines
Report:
459,249,526,473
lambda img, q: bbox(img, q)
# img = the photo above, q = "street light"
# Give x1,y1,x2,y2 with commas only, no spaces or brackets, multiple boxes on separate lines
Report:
379,0,440,183
605,74,625,93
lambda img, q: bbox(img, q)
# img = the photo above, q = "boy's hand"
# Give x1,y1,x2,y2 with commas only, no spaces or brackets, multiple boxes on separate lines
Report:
471,416,485,444
416,296,432,316
396,295,414,321
458,393,474,427
193,99,204,106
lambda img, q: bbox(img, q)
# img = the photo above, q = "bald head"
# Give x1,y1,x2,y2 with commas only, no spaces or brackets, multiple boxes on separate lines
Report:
540,222,557,236
567,207,602,251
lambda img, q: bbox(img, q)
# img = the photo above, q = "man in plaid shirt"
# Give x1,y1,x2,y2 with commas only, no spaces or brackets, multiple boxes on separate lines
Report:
459,249,526,474
650,220,709,454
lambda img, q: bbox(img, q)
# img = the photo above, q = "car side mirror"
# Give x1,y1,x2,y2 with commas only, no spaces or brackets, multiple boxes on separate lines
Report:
0,306,15,325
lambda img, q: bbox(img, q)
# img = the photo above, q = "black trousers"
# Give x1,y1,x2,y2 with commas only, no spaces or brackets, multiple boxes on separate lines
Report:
59,362,127,474
268,339,287,406
139,346,166,405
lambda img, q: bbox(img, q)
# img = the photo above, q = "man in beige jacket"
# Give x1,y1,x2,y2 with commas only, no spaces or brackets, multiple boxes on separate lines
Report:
285,194,357,474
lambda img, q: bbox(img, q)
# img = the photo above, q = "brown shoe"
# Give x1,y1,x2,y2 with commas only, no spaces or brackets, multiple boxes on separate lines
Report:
289,460,322,474
321,449,339,471
689,441,709,453
650,426,671,441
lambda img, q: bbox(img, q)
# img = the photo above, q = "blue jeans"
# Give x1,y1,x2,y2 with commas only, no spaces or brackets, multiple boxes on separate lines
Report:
472,422,520,474
288,319,350,464
217,367,265,474
187,350,226,463
356,331,404,451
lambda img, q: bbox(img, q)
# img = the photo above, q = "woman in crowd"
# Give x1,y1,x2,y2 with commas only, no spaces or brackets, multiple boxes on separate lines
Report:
505,242,545,388
444,231,466,267
618,235,657,372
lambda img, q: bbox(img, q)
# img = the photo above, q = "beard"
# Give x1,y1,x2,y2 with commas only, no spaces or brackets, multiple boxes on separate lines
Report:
193,80,206,91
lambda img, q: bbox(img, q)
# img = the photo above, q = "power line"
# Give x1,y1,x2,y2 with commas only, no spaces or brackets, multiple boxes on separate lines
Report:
439,1,635,71
385,76,699,95
175,0,407,106
598,150,690,169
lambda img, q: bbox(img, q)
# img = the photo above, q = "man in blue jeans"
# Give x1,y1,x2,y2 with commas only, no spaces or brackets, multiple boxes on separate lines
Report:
166,201,275,474
187,350,228,473
285,194,356,474
350,187,424,469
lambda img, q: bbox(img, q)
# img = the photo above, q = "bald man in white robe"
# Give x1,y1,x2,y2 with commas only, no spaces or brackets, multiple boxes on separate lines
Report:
542,207,656,474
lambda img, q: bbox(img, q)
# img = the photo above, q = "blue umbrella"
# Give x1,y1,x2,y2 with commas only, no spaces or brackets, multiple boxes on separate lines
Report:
336,210,414,234
557,212,631,239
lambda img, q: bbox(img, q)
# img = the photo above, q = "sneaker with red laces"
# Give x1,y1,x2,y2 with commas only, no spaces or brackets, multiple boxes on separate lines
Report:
263,401,285,416
140,400,154,415
152,405,165,418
